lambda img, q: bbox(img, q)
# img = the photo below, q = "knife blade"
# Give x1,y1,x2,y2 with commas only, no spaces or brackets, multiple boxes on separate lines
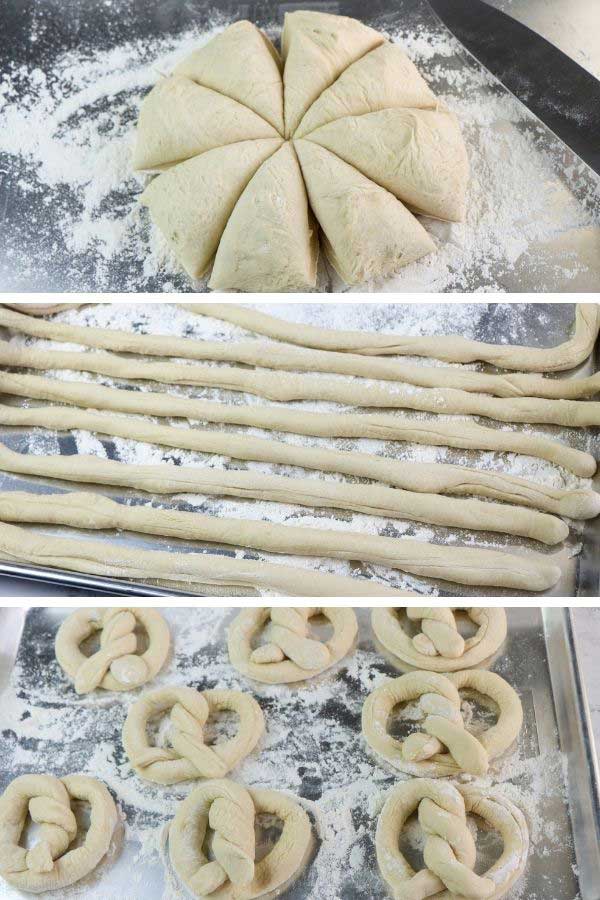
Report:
428,0,600,175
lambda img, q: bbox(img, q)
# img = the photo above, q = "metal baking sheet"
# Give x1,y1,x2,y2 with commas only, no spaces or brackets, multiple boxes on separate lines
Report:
0,302,598,598
0,0,599,292
0,606,598,899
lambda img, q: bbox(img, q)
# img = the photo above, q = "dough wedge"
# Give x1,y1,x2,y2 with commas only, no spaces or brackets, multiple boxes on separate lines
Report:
295,139,434,283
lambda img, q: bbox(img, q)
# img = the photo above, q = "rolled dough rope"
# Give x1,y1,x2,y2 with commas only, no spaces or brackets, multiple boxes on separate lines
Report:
0,374,594,475
0,445,569,544
185,303,600,371
0,491,562,590
1,309,599,400
0,521,412,597
2,303,86,316
3,352,600,427
1,406,595,493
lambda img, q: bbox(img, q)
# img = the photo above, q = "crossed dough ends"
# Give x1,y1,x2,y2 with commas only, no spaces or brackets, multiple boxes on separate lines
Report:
362,668,523,777
228,608,358,683
168,778,313,899
0,774,118,894
372,607,508,672
54,607,170,694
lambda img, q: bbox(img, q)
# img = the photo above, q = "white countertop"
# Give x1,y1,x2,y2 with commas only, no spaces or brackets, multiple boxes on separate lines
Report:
573,607,600,759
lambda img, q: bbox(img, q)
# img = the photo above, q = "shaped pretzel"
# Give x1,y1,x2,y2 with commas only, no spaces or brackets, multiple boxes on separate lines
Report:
362,669,523,777
55,607,170,694
228,607,358,683
0,774,118,893
377,779,529,899
169,778,313,899
372,607,507,671
123,686,264,784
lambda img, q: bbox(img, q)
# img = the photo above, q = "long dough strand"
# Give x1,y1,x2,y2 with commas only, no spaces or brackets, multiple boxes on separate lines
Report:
0,373,595,475
0,445,569,544
1,310,599,400
0,521,409,598
1,440,596,519
184,303,600,371
2,350,600,427
0,402,593,479
0,491,562,590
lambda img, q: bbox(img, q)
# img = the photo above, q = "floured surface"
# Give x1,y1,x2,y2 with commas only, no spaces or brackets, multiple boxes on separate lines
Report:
0,0,599,292
0,301,597,597
0,607,584,899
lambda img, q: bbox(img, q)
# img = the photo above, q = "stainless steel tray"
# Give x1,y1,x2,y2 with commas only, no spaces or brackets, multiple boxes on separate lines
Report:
0,607,598,899
0,302,598,598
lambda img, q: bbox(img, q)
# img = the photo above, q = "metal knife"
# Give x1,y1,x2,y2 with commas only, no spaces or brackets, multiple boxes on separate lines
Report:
428,0,600,176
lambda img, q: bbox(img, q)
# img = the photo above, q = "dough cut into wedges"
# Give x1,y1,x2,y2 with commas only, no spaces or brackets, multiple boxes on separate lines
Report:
282,10,384,137
295,41,437,138
307,107,469,221
174,21,285,133
295,139,435,284
140,139,283,279
133,75,279,171
209,142,318,291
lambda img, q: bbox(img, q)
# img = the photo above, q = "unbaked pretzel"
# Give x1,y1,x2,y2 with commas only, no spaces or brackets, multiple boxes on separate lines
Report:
227,607,357,683
0,774,117,893
372,607,507,671
169,778,313,899
362,669,522,777
376,778,529,899
123,686,264,784
55,607,170,694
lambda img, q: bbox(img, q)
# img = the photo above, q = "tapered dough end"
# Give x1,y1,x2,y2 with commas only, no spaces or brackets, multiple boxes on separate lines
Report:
306,107,469,222
557,490,600,519
209,142,319,292
295,40,438,138
140,139,283,279
294,139,435,285
133,75,279,171
174,21,285,134
282,10,384,137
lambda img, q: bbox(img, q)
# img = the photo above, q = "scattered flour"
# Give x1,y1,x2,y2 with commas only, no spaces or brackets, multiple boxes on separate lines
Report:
0,13,598,291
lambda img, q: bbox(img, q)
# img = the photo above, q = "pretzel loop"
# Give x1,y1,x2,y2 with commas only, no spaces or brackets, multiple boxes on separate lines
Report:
362,669,523,778
123,686,265,785
376,779,529,900
55,607,170,694
169,779,313,899
0,774,118,893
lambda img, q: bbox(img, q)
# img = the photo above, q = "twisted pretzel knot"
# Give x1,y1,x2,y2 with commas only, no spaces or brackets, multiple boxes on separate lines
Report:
228,607,358,684
123,686,265,785
372,607,507,673
409,607,466,659
362,669,523,778
55,607,170,694
250,607,331,670
169,779,313,899
0,774,117,893
377,779,529,900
